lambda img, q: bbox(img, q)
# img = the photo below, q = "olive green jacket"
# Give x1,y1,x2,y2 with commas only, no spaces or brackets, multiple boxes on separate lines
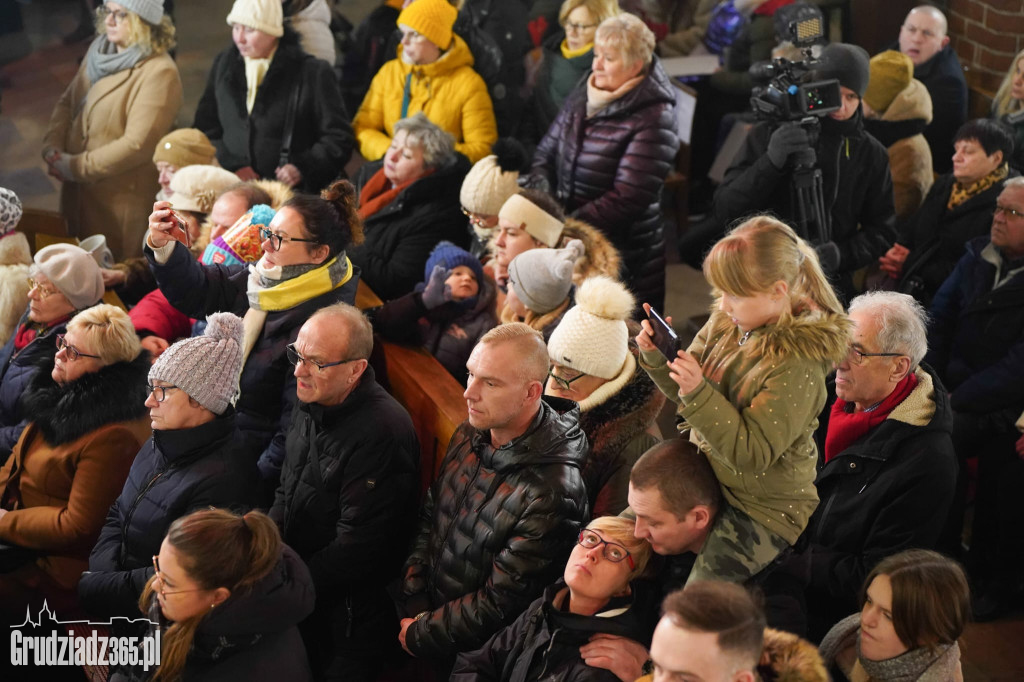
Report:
640,307,850,544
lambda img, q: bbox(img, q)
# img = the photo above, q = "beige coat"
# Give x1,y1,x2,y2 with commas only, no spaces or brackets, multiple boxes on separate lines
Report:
43,53,183,260
881,79,934,221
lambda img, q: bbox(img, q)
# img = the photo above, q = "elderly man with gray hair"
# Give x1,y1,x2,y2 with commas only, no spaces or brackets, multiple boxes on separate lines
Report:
801,290,956,640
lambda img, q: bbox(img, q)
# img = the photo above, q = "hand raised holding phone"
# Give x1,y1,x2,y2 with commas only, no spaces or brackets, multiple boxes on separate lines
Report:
147,201,191,249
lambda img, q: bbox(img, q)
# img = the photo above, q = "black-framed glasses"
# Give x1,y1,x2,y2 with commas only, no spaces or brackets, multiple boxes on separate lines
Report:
258,227,320,251
97,5,129,22
548,366,587,392
577,529,635,569
27,277,59,299
56,334,101,362
563,21,597,33
146,383,179,402
995,204,1024,220
286,343,360,372
152,555,205,597
461,206,493,229
846,345,905,366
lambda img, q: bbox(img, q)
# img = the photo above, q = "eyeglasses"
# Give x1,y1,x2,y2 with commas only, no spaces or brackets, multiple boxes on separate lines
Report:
845,345,905,366
577,529,635,569
995,205,1024,220
56,334,101,362
152,555,205,597
461,206,494,230
146,383,180,402
258,227,320,251
285,343,360,372
27,277,59,299
547,366,587,392
563,21,597,33
97,6,129,23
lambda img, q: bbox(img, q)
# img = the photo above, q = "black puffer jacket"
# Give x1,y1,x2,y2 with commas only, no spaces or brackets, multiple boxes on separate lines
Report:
451,579,659,682
79,411,260,621
400,396,589,658
194,36,353,193
712,112,896,302
914,45,968,175
897,169,1017,306
530,59,680,311
350,157,471,301
803,365,956,639
145,241,359,487
269,366,419,660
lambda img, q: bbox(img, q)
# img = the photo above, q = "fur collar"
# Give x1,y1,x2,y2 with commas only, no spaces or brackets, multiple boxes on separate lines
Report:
19,351,151,446
706,302,851,365
578,352,665,458
758,628,829,682
562,217,622,286
0,232,31,267
886,367,936,427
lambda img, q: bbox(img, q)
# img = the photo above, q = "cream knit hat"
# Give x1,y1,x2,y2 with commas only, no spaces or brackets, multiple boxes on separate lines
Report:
498,193,564,247
460,139,526,216
168,166,242,214
226,0,284,37
547,275,635,380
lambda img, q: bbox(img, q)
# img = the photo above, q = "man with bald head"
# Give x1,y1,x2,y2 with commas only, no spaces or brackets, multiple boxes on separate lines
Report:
898,5,967,173
397,322,589,668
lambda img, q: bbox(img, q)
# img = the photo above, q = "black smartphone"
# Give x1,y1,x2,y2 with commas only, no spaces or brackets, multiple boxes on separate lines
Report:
647,307,680,361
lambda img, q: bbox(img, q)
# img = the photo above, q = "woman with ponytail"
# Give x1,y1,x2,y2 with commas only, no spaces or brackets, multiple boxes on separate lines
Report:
637,215,851,584
142,180,363,500
120,509,314,681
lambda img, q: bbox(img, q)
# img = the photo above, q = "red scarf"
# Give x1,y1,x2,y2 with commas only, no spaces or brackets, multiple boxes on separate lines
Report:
13,314,73,352
824,373,918,462
356,167,432,221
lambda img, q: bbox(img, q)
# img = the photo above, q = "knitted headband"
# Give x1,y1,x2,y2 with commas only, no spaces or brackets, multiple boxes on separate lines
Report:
498,194,564,247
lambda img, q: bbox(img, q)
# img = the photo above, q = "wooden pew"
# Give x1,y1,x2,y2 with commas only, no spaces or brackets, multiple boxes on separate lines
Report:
355,280,466,493
18,208,68,253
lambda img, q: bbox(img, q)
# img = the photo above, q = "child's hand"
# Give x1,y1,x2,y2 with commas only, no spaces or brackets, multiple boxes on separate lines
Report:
636,302,671,354
667,351,703,396
421,265,451,309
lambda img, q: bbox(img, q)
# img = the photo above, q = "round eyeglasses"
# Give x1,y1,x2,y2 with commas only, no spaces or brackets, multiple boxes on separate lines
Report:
146,383,180,403
28,277,59,299
577,529,635,569
97,5,129,23
152,555,205,597
56,334,101,362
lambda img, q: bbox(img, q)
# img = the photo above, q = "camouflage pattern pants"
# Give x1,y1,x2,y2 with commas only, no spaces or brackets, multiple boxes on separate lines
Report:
688,503,790,584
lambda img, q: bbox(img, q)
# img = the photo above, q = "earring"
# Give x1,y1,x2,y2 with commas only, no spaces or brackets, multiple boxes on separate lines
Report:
210,603,216,610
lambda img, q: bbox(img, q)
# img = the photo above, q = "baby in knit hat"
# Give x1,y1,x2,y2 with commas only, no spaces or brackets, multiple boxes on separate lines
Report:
501,239,584,341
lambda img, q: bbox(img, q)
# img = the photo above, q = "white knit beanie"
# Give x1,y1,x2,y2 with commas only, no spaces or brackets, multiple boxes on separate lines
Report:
108,0,164,26
548,275,635,380
226,0,284,37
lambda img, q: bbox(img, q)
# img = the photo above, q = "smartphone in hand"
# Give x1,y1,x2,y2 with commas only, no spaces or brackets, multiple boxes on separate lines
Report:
167,209,191,249
647,307,680,361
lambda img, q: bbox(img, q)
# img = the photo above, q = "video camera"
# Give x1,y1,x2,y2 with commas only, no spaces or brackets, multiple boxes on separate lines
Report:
749,4,840,122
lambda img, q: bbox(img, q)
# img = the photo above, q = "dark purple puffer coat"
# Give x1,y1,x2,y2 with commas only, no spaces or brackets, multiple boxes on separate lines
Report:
530,58,679,311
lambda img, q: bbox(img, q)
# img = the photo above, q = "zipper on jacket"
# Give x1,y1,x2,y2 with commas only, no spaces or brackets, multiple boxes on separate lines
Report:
345,594,354,638
119,467,169,567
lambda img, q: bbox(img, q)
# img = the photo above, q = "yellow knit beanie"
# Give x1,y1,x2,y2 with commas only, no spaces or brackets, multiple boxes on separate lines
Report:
864,50,914,114
397,0,457,51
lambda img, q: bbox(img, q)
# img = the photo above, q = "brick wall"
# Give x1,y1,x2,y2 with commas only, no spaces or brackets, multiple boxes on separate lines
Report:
947,0,1024,93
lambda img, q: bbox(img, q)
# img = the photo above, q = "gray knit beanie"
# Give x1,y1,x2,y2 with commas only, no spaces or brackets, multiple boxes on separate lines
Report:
107,0,165,26
149,312,245,415
507,239,584,314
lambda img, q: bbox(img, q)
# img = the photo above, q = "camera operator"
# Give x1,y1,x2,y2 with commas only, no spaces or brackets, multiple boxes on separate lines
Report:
711,43,896,302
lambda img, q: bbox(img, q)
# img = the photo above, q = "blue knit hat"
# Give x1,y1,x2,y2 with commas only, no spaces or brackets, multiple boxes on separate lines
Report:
423,241,484,285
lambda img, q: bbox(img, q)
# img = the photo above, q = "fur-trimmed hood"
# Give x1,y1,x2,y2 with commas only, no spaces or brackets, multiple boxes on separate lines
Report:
561,217,622,285
18,351,151,446
757,628,829,682
579,347,664,444
0,231,31,267
706,302,851,365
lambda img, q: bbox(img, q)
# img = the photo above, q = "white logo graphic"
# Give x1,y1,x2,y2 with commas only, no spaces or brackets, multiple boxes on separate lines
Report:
9,601,161,671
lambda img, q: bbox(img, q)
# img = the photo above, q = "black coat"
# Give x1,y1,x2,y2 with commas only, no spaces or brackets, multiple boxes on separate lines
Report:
451,579,659,682
145,241,359,485
803,365,957,638
897,170,1017,306
914,45,968,175
400,396,590,658
350,157,471,301
926,236,1024,418
530,59,679,311
269,366,419,659
78,411,260,621
0,310,67,458
712,112,896,302
194,38,354,193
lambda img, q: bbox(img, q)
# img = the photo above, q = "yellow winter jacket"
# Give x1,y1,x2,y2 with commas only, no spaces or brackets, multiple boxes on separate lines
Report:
353,35,497,163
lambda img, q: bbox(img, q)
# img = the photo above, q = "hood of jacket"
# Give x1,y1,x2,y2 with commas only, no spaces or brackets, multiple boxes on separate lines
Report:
397,33,475,79
588,56,677,120
192,545,315,648
0,232,31,267
706,303,852,365
539,578,657,645
19,351,151,446
757,628,829,682
578,350,664,454
881,78,933,125
561,217,622,286
471,395,588,472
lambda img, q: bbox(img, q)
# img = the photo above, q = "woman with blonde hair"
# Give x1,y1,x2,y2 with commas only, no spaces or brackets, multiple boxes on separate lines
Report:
452,516,657,681
991,48,1024,170
0,304,151,621
637,215,850,584
42,0,183,260
130,508,315,681
819,549,970,681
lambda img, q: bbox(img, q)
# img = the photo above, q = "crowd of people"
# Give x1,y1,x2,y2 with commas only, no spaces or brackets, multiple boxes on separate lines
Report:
1,0,1022,680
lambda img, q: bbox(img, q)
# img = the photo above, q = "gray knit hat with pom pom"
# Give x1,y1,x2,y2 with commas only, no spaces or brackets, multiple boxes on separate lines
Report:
149,312,245,415
507,239,584,314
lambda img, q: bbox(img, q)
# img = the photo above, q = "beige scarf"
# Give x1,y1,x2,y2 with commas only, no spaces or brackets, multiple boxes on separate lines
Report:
585,72,645,118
